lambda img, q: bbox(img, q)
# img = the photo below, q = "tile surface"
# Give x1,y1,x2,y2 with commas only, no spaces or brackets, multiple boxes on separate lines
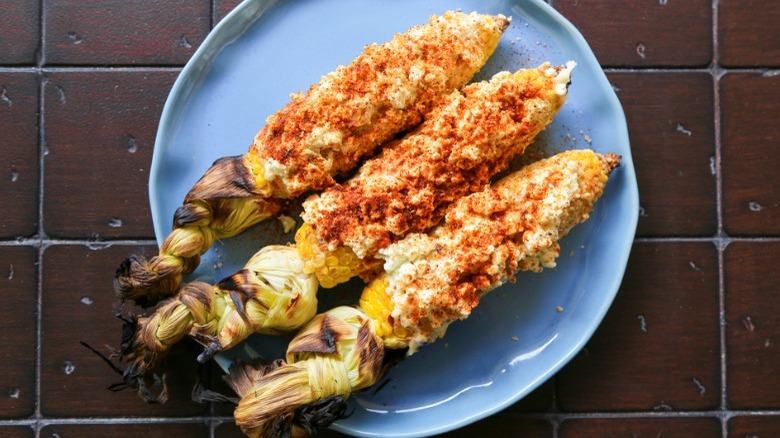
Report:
0,72,39,238
0,427,33,438
0,0,40,65
44,0,210,65
40,423,210,438
718,0,780,67
43,71,177,239
0,247,37,418
40,244,207,416
608,72,717,237
721,72,780,235
215,0,245,24
559,417,722,437
552,0,713,67
557,242,720,411
728,415,780,437
725,241,780,409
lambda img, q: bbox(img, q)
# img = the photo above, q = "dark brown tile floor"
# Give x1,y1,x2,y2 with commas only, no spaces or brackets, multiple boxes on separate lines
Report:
1,0,779,437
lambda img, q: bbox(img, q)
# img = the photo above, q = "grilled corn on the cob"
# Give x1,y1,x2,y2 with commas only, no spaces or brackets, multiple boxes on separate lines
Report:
130,62,574,367
299,62,575,286
226,149,620,437
114,11,510,306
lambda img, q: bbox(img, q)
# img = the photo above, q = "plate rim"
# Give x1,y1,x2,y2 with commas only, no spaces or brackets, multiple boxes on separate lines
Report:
149,0,639,436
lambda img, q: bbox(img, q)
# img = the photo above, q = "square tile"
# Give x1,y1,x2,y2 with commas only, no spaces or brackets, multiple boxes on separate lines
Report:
0,1,40,65
729,415,780,437
41,423,209,438
44,0,210,65
725,241,780,409
553,0,713,67
43,71,178,239
608,72,717,237
557,242,720,411
560,417,721,437
721,73,780,235
0,246,37,418
0,72,39,238
719,0,780,67
40,244,208,416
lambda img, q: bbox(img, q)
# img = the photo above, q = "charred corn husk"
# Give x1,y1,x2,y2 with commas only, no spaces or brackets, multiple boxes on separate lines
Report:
114,11,510,306
119,245,318,402
227,150,620,436
229,307,383,438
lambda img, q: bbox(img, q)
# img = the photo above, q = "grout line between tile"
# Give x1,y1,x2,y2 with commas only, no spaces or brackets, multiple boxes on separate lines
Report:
710,1,729,437
34,1,47,437
10,1,776,434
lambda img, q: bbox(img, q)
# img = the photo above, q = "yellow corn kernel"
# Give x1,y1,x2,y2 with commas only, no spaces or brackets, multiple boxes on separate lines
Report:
243,151,267,190
359,275,408,348
294,223,364,288
478,16,503,60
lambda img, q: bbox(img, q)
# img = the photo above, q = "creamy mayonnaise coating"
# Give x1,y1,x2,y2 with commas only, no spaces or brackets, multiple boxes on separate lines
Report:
376,150,616,350
303,62,574,261
249,11,510,198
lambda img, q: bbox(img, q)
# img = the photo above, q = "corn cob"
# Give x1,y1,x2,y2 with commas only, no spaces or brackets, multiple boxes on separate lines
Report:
118,62,575,400
114,11,510,306
226,150,620,436
199,63,577,360
299,61,575,287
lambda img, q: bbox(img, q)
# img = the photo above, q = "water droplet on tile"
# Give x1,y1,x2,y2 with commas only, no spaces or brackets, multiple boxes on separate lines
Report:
636,43,647,59
7,264,14,281
67,31,83,44
10,169,19,182
692,377,706,395
126,135,138,153
85,235,111,250
637,315,648,332
748,201,764,212
81,296,94,305
689,261,701,272
108,217,123,228
179,35,193,49
0,87,12,106
675,123,692,136
8,388,20,399
743,316,756,332
53,85,66,104
64,361,75,375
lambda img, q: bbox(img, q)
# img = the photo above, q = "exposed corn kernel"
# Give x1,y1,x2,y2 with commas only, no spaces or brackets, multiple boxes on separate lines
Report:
294,223,364,288
359,275,408,348
244,151,267,190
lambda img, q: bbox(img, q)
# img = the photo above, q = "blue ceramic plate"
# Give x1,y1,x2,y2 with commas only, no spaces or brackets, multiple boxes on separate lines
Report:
150,0,639,436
